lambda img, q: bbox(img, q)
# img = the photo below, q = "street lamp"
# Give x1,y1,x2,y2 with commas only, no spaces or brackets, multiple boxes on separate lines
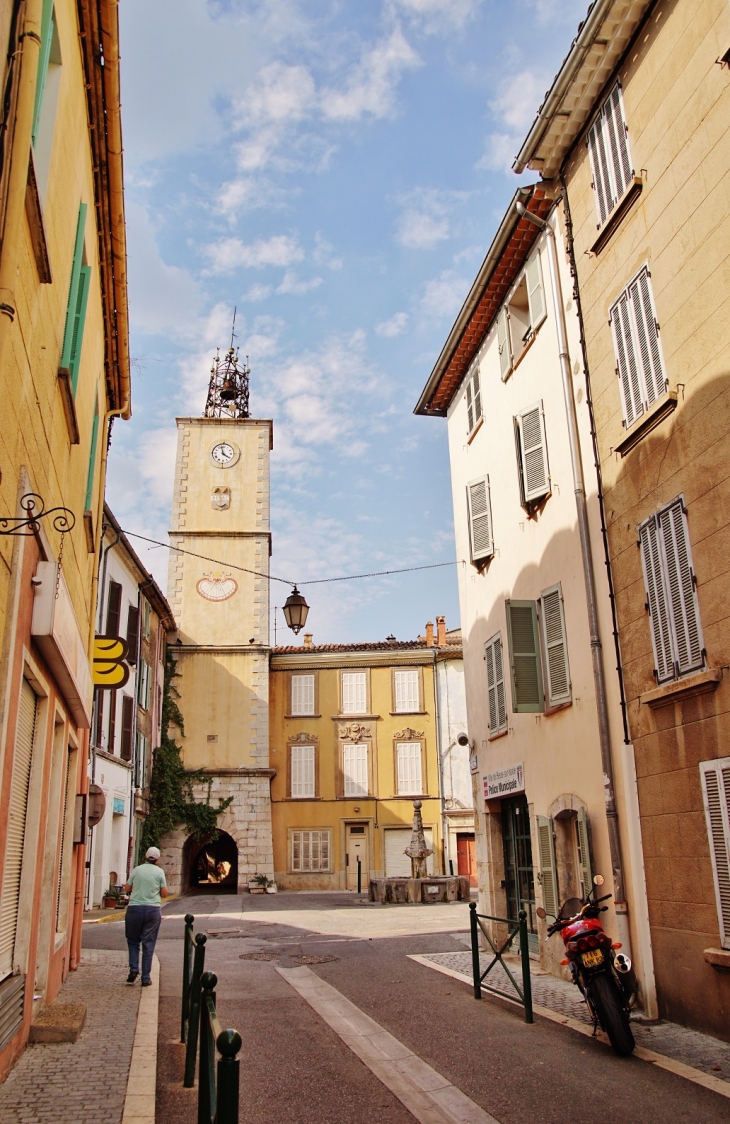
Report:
282,587,309,635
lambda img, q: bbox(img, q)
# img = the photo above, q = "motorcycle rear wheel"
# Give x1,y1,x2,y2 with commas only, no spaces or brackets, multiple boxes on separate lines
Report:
588,973,635,1056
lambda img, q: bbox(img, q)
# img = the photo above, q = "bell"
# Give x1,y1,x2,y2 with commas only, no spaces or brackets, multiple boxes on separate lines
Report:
219,378,237,401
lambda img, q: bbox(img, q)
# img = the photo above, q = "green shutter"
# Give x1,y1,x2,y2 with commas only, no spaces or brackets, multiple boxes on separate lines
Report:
68,266,91,394
60,204,88,386
84,400,100,511
32,0,55,146
537,815,558,918
505,600,544,712
540,583,571,707
576,808,593,899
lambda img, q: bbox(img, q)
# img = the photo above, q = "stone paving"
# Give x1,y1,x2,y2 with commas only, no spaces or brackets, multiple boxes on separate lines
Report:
0,950,139,1124
420,949,730,1083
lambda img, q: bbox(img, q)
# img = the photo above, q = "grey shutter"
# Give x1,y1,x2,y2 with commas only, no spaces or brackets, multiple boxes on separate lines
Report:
576,808,593,899
537,815,558,919
0,680,37,979
540,584,571,707
506,601,543,712
467,477,493,563
472,370,482,424
658,500,703,676
639,516,674,683
700,759,730,950
485,633,506,733
466,380,474,433
611,291,643,428
629,267,665,407
497,307,511,380
517,403,549,503
587,119,610,225
525,250,546,332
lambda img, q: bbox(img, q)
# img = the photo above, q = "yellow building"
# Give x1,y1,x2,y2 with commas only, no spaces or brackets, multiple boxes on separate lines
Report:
0,0,129,1078
270,632,459,891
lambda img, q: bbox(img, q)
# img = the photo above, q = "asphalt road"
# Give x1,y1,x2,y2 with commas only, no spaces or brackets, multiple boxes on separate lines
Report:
84,892,730,1123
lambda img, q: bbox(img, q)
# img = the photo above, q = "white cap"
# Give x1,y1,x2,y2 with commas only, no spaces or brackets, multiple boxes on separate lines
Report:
145,846,161,861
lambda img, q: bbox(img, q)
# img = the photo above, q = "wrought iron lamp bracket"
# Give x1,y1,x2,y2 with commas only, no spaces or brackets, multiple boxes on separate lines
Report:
0,493,76,537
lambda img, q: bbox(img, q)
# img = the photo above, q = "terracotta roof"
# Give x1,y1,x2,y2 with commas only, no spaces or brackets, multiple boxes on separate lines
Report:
272,639,461,655
414,185,554,417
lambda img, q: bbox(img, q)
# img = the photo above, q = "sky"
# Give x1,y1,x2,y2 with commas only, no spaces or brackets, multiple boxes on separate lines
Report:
106,0,589,645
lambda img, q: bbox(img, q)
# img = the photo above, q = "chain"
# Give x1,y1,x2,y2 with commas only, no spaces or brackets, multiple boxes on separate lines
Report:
55,530,64,600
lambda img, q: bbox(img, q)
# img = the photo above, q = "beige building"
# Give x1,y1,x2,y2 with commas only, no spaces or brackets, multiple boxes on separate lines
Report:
416,183,655,1007
0,0,129,1077
513,0,730,1039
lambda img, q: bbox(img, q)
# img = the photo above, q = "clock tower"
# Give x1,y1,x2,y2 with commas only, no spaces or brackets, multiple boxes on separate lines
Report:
161,346,274,893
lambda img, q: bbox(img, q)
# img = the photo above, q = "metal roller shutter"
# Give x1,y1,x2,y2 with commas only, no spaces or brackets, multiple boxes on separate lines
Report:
0,679,37,980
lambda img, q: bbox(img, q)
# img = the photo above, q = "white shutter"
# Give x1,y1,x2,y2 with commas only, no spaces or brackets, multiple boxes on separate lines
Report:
394,670,419,713
537,815,558,919
497,307,511,380
587,82,632,226
576,807,593,899
605,82,632,201
396,743,422,795
291,674,315,716
517,403,549,503
319,830,330,871
611,266,666,429
465,380,474,433
384,828,434,877
540,584,571,707
485,633,506,733
291,831,302,871
342,673,367,714
639,515,674,683
291,745,315,798
611,291,642,428
658,500,703,676
629,267,666,407
467,477,493,563
0,680,37,979
587,118,611,225
472,370,482,424
700,759,730,950
525,250,546,332
344,743,368,797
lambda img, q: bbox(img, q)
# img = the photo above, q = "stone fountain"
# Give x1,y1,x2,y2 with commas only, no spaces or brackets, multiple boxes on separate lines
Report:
369,800,471,904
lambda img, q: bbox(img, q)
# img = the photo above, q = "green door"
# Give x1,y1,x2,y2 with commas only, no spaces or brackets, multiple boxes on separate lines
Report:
502,795,537,953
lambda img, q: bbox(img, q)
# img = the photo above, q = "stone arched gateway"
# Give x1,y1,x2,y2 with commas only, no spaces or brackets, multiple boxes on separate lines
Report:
183,831,238,894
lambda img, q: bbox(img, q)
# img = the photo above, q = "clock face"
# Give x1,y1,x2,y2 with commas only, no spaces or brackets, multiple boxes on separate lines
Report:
211,442,235,466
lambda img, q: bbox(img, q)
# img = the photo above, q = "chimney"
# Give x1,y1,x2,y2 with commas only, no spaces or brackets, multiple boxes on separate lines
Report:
303,633,313,648
425,621,434,647
436,615,446,647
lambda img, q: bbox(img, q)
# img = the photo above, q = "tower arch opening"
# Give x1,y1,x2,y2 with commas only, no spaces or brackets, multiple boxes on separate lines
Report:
183,831,238,895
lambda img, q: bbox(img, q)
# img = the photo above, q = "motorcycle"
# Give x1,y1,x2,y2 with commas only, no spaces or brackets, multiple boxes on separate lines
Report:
536,874,636,1056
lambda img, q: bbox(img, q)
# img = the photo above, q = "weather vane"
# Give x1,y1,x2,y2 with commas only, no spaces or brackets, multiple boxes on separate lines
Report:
204,307,251,419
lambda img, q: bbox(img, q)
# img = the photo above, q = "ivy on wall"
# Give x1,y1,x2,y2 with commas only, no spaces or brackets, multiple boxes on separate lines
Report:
141,651,232,851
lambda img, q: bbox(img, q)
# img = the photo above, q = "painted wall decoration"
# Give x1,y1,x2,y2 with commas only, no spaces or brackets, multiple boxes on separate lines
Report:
196,573,238,602
211,486,230,510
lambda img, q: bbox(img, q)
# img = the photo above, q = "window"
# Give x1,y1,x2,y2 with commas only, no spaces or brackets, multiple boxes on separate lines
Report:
291,673,315,716
467,477,494,565
136,733,149,789
106,580,122,636
107,690,117,754
341,672,367,714
120,696,133,761
137,661,151,711
700,758,730,950
505,600,544,713
32,0,62,199
291,830,331,872
142,600,151,640
126,605,139,664
290,744,316,799
343,743,368,797
497,249,547,380
465,369,482,434
84,394,100,512
515,402,550,505
576,808,593,900
639,498,704,684
484,633,507,734
587,82,633,227
60,204,91,396
393,669,420,713
610,266,667,430
537,815,558,919
540,583,571,708
396,742,423,795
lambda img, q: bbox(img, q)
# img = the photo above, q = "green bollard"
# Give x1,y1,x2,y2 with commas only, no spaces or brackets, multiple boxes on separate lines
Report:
519,910,534,1024
469,901,481,999
181,913,194,1043
216,1029,242,1124
184,933,207,1087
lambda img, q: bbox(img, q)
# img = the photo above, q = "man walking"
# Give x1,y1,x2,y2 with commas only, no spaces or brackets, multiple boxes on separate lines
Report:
124,846,168,986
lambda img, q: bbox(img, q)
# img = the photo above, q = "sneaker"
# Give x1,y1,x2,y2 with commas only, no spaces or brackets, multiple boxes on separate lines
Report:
141,978,152,987
126,971,138,984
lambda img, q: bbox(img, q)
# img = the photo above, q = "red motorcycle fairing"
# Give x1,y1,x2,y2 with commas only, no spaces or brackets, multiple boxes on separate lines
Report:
560,916,604,944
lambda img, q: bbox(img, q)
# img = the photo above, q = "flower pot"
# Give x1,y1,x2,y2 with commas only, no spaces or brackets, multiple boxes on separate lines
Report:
249,886,265,894
265,884,277,894
103,897,119,908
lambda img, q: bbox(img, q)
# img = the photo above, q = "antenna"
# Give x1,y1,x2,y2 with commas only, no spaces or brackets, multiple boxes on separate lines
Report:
229,306,237,350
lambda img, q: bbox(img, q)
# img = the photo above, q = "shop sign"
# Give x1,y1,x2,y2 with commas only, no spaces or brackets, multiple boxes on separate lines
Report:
31,562,92,727
484,762,525,800
93,636,130,689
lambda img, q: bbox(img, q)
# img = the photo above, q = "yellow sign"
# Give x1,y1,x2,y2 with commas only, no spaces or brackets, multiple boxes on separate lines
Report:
93,636,130,689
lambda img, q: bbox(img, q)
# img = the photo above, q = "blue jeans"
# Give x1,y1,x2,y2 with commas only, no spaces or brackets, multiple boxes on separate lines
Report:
125,905,162,981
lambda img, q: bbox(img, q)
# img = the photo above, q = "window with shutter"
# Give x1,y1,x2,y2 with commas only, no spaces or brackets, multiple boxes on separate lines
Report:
484,633,507,734
60,204,87,389
32,0,55,145
515,403,550,505
586,81,633,226
537,815,558,920
68,266,91,396
120,695,134,761
525,250,546,332
639,497,704,683
465,370,483,434
610,266,667,429
126,605,139,664
106,580,122,637
467,476,493,565
108,690,117,754
85,394,100,512
94,692,105,748
0,680,37,979
55,748,72,932
343,743,368,797
576,808,593,899
393,669,419,713
291,830,331,872
497,307,511,380
506,600,543,712
291,674,315,715
341,672,367,714
396,743,423,795
291,745,315,799
700,758,730,950
540,583,571,707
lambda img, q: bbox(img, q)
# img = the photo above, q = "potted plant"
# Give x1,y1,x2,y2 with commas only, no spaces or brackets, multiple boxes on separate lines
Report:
248,873,272,894
102,885,123,909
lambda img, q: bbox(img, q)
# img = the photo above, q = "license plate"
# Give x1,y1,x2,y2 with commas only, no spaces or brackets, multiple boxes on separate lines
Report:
582,949,603,968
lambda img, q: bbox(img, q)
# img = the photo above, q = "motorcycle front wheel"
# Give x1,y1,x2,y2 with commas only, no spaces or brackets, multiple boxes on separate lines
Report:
588,972,635,1056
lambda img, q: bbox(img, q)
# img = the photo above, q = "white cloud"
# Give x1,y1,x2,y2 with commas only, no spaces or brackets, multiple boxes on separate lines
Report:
320,28,421,122
420,270,468,319
376,311,409,337
277,271,323,295
395,187,468,249
242,283,274,302
480,67,549,173
388,0,484,31
203,234,304,273
125,203,201,335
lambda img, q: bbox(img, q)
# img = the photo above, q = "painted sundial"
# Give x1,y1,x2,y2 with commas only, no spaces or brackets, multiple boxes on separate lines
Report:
196,572,238,602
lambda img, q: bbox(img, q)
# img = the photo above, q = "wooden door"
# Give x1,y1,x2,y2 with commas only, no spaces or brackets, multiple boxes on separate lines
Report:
456,833,477,887
345,824,369,890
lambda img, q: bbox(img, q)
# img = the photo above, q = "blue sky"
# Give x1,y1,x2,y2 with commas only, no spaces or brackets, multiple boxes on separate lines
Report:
107,0,588,644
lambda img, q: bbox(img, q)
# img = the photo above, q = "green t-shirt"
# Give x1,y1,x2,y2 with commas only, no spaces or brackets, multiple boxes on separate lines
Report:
128,862,166,906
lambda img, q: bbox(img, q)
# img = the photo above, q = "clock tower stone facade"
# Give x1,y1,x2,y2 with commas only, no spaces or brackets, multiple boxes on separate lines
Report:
160,412,275,893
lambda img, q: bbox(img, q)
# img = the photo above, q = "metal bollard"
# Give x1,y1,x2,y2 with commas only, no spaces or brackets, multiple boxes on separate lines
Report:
518,910,534,1024
469,901,481,999
215,1029,242,1124
184,933,207,1087
198,972,217,1124
357,857,361,894
181,913,195,1043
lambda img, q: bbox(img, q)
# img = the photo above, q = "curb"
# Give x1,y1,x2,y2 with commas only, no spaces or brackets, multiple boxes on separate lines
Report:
83,896,180,925
121,953,160,1123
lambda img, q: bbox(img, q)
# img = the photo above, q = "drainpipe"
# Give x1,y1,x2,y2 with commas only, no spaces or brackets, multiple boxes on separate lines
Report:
432,648,447,874
516,200,630,953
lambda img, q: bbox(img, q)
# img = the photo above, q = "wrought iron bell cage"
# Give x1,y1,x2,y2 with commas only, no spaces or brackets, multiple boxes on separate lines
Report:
204,346,250,420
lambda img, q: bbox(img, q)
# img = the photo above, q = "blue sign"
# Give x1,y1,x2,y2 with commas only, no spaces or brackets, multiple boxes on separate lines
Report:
113,797,125,815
